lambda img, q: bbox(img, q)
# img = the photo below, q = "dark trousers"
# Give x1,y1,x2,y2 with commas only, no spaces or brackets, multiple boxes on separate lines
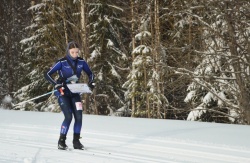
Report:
57,94,83,135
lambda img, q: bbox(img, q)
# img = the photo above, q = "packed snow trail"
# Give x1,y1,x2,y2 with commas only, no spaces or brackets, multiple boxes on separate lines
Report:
0,109,250,163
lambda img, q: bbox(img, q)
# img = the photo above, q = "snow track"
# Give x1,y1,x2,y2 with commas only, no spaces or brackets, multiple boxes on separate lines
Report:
0,109,250,163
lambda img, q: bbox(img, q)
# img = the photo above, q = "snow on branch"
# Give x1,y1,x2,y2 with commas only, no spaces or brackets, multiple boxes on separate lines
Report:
89,49,101,61
28,3,45,11
184,90,196,103
193,78,239,110
169,66,239,109
108,62,121,79
169,66,236,81
107,4,124,12
132,45,152,55
135,31,151,41
187,105,206,121
187,104,237,121
20,35,40,44
106,39,127,60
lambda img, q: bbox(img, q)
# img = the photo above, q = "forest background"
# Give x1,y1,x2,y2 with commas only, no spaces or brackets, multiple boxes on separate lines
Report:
1,0,250,124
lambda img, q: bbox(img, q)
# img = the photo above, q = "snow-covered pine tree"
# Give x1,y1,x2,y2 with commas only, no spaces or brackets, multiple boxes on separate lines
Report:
184,0,250,124
123,0,169,118
123,30,153,117
0,0,31,109
14,0,69,111
151,0,205,119
88,0,130,115
151,0,169,118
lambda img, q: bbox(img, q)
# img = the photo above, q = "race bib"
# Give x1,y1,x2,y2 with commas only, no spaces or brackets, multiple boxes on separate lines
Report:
75,102,83,110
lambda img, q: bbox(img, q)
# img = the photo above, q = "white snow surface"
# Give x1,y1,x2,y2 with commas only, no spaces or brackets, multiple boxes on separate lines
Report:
0,109,250,163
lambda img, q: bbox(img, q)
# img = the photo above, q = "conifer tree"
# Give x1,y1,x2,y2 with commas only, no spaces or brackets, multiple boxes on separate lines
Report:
124,0,169,118
184,0,250,124
87,0,130,115
15,0,68,111
0,0,31,108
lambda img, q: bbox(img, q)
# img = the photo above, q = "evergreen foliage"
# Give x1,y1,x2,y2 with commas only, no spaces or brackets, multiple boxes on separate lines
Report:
184,0,250,123
1,0,250,124
0,0,31,109
88,0,129,115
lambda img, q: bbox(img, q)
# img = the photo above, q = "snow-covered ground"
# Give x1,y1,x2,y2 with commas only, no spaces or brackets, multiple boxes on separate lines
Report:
0,109,250,163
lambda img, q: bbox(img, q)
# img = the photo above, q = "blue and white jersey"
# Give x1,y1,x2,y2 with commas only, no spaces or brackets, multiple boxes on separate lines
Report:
45,55,94,85
45,42,94,96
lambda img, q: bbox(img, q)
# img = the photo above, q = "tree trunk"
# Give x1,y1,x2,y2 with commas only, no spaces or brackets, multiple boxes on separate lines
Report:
80,0,94,114
154,0,161,118
224,2,250,124
7,0,15,95
62,2,68,44
130,0,136,117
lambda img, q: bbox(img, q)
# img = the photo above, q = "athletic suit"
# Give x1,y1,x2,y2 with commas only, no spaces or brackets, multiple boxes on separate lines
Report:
45,42,94,136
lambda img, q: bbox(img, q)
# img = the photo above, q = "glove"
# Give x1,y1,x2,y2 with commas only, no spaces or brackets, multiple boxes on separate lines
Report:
55,84,64,95
88,82,95,90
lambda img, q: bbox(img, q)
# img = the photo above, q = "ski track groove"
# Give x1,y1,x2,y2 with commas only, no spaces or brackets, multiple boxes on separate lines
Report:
2,124,250,153
0,138,248,163
0,138,172,163
2,125,250,154
1,123,250,154
1,124,250,163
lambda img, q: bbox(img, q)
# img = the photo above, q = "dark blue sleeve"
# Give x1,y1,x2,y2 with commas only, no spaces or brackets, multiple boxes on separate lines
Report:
44,61,62,85
82,61,94,83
